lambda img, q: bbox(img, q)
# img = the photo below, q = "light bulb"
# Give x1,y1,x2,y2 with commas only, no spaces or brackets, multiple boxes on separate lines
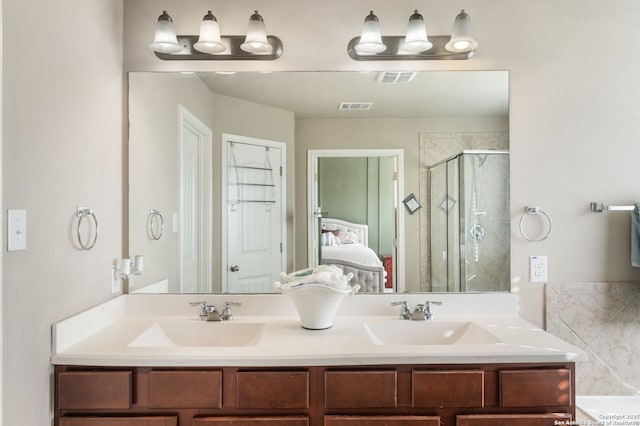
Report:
445,10,479,53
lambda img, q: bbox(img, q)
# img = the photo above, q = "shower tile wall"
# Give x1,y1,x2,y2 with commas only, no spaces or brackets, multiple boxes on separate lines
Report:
418,132,509,292
546,282,640,395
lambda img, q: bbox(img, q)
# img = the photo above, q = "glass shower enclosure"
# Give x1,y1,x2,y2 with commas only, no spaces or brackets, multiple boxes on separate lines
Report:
429,150,510,292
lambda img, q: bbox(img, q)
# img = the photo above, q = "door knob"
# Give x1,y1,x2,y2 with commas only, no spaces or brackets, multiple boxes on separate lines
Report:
230,264,240,272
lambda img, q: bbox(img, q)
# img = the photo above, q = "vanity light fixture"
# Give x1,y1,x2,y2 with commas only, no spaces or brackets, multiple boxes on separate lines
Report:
349,9,479,60
193,10,225,54
240,10,272,54
400,10,433,53
354,11,387,54
445,10,479,52
149,10,182,54
150,9,283,60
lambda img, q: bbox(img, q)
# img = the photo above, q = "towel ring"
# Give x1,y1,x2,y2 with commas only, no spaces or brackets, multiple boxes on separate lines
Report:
518,205,552,242
76,207,99,250
149,209,164,241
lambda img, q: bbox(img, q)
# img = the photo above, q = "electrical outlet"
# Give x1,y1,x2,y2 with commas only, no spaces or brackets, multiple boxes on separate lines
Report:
529,256,548,283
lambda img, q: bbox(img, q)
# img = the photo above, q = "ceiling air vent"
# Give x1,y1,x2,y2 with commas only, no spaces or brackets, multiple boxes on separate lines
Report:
338,102,373,111
376,71,417,84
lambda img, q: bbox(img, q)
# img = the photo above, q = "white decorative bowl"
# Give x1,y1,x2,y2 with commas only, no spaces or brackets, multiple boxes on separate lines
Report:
274,283,359,330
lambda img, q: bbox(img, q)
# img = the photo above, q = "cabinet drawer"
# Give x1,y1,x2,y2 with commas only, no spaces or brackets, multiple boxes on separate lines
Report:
237,371,308,409
325,415,440,426
60,417,177,426
148,370,222,409
194,417,309,425
57,370,132,410
457,413,572,426
500,369,571,407
325,370,397,409
412,370,484,408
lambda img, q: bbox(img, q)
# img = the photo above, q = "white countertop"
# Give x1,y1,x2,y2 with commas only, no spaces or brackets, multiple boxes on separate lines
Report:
51,293,586,367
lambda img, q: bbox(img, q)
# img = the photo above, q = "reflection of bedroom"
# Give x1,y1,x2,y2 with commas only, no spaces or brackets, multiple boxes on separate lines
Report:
318,156,396,292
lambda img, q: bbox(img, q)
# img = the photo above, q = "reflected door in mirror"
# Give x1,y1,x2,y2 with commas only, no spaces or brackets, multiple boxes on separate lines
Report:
225,137,286,293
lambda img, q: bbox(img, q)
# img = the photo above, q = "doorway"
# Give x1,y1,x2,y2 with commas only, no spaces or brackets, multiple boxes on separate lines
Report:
179,106,212,293
222,134,286,293
307,149,405,292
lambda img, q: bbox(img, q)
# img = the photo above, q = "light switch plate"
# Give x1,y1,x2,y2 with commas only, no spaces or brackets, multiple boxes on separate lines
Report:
8,209,27,251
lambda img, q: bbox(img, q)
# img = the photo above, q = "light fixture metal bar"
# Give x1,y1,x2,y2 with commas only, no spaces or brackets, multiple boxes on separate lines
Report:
155,35,283,60
348,35,473,60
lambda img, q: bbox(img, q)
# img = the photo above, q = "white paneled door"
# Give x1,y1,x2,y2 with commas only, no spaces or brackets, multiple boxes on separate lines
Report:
223,135,285,293
179,107,212,293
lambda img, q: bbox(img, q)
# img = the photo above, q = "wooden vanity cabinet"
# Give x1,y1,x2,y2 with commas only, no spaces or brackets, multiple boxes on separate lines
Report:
54,363,575,426
59,417,177,426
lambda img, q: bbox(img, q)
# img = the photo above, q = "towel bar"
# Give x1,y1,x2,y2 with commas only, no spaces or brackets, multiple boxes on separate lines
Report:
590,202,635,212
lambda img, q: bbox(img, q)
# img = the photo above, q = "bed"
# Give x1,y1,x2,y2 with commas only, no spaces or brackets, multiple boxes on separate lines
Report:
320,218,387,293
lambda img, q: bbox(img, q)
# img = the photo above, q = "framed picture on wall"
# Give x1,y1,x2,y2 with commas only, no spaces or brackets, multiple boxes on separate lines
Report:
403,193,422,214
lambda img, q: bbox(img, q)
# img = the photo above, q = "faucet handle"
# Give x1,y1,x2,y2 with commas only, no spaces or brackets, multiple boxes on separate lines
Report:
391,301,412,320
190,301,215,320
221,301,241,321
423,300,442,320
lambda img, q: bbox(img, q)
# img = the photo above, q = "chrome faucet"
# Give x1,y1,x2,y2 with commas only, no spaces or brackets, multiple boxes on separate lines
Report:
221,301,241,321
190,301,221,321
412,300,443,320
392,300,442,320
190,301,241,321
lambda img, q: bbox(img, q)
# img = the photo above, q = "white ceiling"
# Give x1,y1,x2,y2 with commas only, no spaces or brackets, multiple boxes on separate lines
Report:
197,70,509,119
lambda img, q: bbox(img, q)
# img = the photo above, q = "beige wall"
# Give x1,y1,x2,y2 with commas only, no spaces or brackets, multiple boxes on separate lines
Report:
129,73,214,292
129,73,295,293
2,0,124,424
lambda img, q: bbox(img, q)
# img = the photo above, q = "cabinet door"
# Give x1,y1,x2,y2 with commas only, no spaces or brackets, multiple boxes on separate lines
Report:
325,370,397,409
457,413,572,426
237,371,309,409
148,370,222,409
500,369,571,407
57,371,132,410
413,370,484,408
325,415,440,426
193,417,308,425
59,416,177,426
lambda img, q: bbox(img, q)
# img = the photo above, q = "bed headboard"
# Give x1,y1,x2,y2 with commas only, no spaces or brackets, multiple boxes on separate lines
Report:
321,218,368,246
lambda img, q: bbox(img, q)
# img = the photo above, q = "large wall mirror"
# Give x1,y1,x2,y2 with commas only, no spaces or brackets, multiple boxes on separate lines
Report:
128,70,509,294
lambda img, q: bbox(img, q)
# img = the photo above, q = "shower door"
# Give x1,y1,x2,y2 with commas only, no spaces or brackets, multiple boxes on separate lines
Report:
429,150,510,292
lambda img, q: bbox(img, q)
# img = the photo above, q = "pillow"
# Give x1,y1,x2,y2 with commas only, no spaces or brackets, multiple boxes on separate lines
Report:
342,231,359,244
322,232,341,246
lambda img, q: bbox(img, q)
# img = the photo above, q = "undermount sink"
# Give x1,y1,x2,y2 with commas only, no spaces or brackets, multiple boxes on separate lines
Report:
128,321,265,348
364,320,502,346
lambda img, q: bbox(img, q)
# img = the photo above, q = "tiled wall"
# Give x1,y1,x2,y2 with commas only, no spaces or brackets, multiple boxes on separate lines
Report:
546,282,640,395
